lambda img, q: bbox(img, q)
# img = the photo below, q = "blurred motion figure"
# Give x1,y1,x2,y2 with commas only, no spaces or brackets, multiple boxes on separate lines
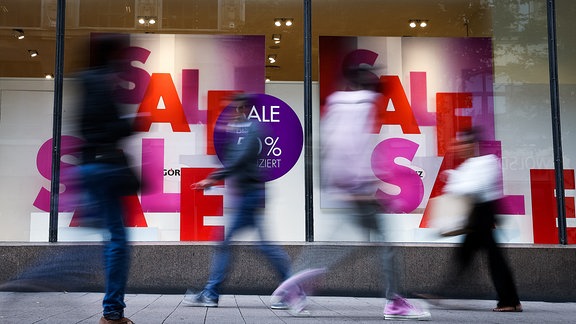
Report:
441,128,522,312
77,34,137,324
270,67,431,320
182,94,291,308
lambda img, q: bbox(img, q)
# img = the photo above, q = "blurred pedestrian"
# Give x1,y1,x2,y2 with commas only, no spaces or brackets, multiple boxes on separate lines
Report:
182,94,291,308
438,128,522,312
77,34,138,324
270,66,431,320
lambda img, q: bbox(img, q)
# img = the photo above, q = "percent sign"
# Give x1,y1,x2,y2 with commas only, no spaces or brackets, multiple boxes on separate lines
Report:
264,136,282,156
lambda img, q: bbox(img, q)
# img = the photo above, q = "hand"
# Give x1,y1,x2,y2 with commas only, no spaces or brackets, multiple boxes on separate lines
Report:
192,178,216,190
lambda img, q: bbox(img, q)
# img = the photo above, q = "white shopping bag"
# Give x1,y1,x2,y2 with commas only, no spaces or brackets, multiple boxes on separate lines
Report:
428,194,472,237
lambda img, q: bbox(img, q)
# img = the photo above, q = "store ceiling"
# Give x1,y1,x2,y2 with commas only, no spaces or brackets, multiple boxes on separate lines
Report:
0,0,492,81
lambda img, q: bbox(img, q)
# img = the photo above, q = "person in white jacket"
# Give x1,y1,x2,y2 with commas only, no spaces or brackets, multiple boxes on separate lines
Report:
443,128,522,312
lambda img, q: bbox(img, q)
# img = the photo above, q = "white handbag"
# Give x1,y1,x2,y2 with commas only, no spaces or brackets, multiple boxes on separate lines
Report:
428,193,472,237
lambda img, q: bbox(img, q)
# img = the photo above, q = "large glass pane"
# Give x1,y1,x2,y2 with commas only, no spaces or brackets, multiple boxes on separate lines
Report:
312,0,555,244
0,0,567,245
0,0,305,242
0,0,56,241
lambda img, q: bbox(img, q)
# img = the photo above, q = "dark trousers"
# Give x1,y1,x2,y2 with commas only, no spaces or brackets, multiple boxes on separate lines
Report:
455,200,520,307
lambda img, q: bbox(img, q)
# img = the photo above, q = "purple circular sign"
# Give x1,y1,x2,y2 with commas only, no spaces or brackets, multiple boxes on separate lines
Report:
213,94,303,182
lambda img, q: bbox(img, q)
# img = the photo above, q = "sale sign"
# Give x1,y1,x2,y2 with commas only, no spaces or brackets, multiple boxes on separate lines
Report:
318,36,526,234
31,33,304,242
213,94,303,182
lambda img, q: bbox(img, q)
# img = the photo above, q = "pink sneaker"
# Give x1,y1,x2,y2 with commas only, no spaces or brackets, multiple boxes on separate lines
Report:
384,297,431,321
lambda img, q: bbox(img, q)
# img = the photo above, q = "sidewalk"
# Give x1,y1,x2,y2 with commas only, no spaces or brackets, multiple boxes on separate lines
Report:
1,292,574,323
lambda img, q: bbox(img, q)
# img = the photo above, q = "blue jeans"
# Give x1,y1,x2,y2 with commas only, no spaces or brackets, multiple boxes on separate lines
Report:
80,163,130,320
203,187,290,299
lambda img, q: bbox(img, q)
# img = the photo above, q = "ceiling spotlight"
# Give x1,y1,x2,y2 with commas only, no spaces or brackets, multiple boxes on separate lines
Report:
28,50,38,58
272,34,281,44
45,73,54,79
137,16,157,26
268,54,277,64
274,18,293,27
409,19,429,28
13,29,24,40
265,77,271,83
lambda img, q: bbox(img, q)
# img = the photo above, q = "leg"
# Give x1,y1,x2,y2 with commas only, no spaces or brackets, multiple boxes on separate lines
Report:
102,200,130,320
353,198,399,299
203,192,254,299
258,243,291,281
84,165,130,320
474,201,521,309
485,233,521,308
253,191,290,281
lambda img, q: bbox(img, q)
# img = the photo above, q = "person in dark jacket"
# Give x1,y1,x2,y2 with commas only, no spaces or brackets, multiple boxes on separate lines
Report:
77,35,136,324
182,94,290,308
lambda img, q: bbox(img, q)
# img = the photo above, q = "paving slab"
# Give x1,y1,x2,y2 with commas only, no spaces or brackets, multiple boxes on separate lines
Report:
1,292,575,323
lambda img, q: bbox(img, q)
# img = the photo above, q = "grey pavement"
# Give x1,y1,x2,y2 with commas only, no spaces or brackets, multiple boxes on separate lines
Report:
1,292,575,324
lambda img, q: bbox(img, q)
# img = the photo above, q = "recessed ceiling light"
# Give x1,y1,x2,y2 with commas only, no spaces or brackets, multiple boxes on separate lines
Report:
13,29,24,40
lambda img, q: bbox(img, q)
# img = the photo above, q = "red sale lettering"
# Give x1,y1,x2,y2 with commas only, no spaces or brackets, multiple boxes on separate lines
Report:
377,76,421,134
531,169,576,244
373,138,424,213
180,168,224,241
436,92,473,156
206,90,240,155
133,73,191,132
120,195,148,227
410,72,436,126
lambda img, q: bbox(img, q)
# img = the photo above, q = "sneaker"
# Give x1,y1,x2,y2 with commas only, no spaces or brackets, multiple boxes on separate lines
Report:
182,290,218,307
271,283,308,315
384,297,431,321
270,301,290,310
99,317,134,324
